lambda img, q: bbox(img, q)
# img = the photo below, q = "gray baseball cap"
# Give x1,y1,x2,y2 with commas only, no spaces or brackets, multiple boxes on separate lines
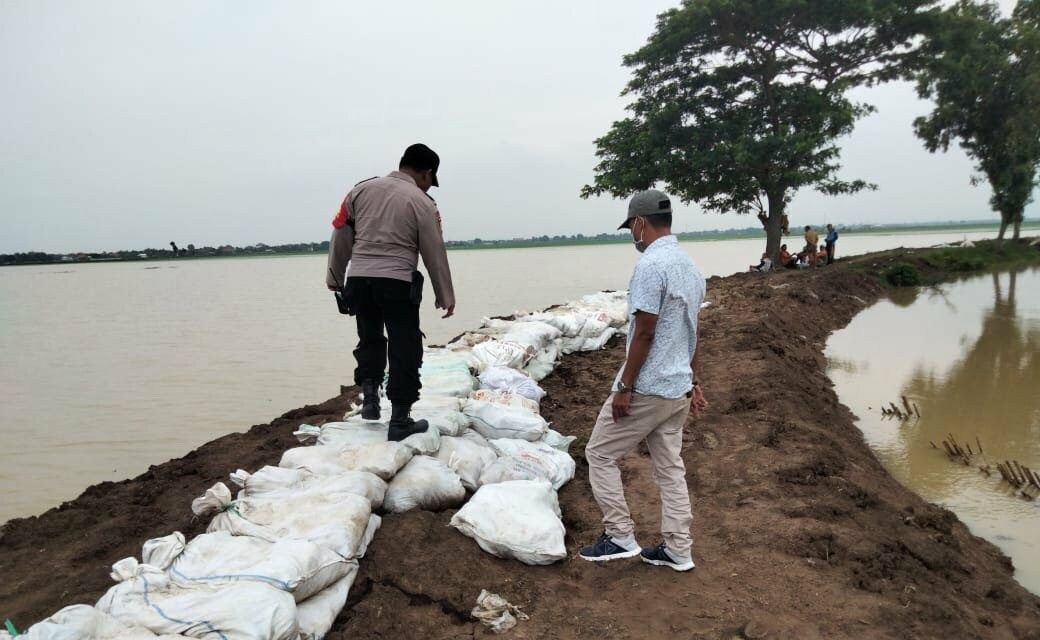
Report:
618,189,672,229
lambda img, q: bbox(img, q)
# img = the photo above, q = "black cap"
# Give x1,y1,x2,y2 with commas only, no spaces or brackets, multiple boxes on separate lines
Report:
400,143,440,187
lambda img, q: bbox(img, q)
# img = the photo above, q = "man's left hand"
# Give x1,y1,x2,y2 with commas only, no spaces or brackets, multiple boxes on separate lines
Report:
611,391,632,422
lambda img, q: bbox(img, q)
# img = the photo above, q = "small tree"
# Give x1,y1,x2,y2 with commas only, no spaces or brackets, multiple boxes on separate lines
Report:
913,0,1040,241
581,0,936,260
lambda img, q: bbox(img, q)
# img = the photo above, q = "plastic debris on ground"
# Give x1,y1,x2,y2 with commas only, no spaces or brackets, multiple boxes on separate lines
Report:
470,589,529,634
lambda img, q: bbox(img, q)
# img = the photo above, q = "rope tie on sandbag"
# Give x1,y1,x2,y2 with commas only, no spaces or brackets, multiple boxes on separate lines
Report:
4,620,19,636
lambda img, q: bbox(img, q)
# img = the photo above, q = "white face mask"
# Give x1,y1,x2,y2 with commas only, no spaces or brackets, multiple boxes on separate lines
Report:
632,218,648,253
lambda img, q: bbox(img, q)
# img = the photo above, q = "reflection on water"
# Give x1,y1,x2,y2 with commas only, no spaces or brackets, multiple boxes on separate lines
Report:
827,267,1040,595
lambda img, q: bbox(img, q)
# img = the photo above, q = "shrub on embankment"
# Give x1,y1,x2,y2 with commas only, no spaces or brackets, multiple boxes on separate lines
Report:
851,237,1040,287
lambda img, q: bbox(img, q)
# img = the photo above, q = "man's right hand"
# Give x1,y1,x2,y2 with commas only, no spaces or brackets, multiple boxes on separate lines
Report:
442,305,455,319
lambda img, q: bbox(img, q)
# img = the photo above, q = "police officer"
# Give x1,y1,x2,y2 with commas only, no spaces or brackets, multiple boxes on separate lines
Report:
326,143,456,441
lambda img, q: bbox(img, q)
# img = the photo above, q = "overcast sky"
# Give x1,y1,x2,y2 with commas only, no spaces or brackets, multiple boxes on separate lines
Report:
1,0,1034,253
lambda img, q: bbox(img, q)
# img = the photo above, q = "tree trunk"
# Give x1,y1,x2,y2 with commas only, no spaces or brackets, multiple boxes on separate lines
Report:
764,191,785,264
1012,209,1023,240
997,212,1009,244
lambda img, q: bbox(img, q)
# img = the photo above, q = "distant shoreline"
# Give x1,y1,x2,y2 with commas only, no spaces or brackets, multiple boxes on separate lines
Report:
3,220,1037,266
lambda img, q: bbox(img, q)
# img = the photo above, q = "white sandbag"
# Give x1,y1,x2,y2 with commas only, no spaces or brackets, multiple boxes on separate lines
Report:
400,422,442,455
7,605,182,640
192,482,372,559
540,428,577,453
421,348,474,376
469,340,531,371
574,291,629,326
144,531,350,603
450,480,566,565
296,567,359,640
279,441,413,480
469,389,541,414
492,322,561,353
524,339,560,381
231,466,387,509
516,311,587,337
412,395,470,435
480,439,575,490
420,369,477,397
96,559,299,640
435,435,499,491
294,421,387,447
460,427,491,448
356,514,381,559
464,400,548,442
383,456,467,513
478,366,546,402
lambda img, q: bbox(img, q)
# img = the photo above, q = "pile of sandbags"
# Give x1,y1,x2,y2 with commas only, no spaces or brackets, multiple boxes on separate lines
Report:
16,290,632,637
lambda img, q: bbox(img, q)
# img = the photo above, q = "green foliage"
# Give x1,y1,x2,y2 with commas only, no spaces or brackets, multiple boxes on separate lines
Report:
912,0,1040,239
582,0,936,258
885,263,922,286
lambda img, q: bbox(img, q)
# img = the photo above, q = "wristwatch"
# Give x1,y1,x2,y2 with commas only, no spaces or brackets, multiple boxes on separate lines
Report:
614,380,631,394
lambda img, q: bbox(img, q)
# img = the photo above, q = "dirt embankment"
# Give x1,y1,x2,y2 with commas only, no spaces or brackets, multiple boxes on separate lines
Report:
2,250,1039,639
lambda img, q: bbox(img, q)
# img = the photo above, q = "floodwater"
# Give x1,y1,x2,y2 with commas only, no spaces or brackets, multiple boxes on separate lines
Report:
827,267,1040,595
0,230,1002,522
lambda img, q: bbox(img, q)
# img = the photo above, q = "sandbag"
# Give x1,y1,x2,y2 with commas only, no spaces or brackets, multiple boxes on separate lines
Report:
296,568,359,640
230,466,387,509
294,421,387,447
435,435,499,491
469,389,540,415
524,339,561,381
480,439,575,490
516,311,588,337
540,428,577,452
419,369,477,397
464,400,548,442
413,395,470,435
400,422,442,455
450,480,566,565
383,455,466,513
469,340,531,371
460,427,491,448
478,366,545,402
142,531,350,603
96,559,299,640
356,514,381,559
4,605,182,640
279,441,413,480
192,482,372,559
483,319,562,352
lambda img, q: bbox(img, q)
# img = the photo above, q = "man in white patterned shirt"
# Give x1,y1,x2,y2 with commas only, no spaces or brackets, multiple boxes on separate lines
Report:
579,189,707,572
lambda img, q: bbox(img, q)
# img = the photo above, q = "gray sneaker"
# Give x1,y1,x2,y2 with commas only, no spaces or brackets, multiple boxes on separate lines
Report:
640,543,695,572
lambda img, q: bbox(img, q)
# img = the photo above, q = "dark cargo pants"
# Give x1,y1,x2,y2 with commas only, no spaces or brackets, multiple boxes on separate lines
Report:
347,276,423,405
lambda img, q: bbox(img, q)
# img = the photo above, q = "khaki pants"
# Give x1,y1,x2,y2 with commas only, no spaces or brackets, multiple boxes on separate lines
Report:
585,392,693,558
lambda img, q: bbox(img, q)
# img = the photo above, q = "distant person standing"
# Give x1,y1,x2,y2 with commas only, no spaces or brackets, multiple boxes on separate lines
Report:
579,189,707,572
825,224,839,265
326,144,456,441
803,225,820,268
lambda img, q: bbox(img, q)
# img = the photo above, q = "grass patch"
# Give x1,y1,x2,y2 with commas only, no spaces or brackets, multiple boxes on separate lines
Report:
848,237,1040,287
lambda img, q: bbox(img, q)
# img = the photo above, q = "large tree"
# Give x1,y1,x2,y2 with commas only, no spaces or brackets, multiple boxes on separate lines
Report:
581,0,936,260
912,0,1040,241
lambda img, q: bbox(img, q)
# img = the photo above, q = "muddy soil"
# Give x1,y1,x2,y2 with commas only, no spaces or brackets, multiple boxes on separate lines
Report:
2,251,1039,639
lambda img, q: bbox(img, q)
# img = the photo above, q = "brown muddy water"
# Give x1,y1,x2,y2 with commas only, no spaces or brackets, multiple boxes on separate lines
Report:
0,230,1003,523
827,266,1040,594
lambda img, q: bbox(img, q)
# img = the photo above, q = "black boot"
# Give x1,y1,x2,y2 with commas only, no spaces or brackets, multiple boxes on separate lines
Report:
387,403,429,441
361,380,381,421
